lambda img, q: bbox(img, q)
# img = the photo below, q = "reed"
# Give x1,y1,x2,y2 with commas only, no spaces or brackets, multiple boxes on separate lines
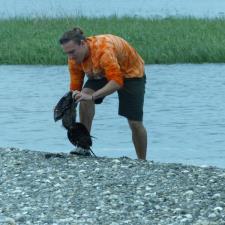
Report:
0,16,224,64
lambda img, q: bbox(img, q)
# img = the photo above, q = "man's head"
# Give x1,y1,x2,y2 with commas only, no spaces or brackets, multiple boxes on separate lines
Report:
59,27,88,64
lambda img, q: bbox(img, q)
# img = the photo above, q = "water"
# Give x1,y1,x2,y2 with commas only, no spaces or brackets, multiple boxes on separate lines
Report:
0,0,225,19
0,64,225,168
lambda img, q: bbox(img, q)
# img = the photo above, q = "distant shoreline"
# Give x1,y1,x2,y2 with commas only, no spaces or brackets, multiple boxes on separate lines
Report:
0,16,225,64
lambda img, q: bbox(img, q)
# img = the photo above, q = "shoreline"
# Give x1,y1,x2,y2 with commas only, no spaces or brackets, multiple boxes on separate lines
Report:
1,147,225,224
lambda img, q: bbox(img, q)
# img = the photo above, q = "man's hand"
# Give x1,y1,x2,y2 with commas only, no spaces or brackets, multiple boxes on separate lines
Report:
72,90,92,103
72,90,80,99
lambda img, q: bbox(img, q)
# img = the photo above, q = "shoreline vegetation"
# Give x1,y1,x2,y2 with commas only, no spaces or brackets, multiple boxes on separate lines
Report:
0,16,225,65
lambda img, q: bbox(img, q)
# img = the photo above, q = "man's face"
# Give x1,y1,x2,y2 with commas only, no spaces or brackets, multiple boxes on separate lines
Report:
61,40,87,64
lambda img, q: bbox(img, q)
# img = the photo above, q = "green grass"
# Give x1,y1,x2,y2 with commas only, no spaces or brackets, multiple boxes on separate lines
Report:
0,16,225,64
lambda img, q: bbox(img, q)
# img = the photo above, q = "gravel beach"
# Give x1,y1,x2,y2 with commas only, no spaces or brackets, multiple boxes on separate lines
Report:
0,147,225,225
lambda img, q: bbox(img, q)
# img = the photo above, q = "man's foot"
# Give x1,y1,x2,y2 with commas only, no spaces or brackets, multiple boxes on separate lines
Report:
70,147,91,156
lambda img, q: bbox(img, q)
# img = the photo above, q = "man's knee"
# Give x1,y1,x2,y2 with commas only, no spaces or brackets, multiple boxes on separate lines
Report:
128,120,144,131
79,88,95,110
81,88,94,95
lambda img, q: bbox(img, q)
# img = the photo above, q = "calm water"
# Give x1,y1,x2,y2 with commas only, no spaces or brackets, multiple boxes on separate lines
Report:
0,64,225,168
0,0,225,18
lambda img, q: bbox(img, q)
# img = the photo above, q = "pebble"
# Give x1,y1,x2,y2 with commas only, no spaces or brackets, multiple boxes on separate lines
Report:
0,217,16,225
212,193,221,199
184,190,194,195
112,159,120,163
208,213,217,218
214,207,223,213
218,173,225,178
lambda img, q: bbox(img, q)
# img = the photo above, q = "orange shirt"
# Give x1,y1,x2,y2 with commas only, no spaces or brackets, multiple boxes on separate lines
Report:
68,34,144,91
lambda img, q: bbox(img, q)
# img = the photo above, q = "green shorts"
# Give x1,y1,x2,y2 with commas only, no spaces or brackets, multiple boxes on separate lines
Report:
83,75,146,121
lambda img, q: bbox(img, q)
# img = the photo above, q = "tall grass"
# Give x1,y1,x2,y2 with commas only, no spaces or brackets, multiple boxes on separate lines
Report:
0,16,225,64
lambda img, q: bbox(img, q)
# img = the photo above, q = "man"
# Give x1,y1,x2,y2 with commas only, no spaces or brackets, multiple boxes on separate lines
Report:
59,27,147,160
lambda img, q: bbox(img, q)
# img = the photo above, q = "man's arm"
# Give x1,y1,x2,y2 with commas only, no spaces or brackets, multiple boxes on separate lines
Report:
74,80,121,102
92,80,121,99
68,59,85,91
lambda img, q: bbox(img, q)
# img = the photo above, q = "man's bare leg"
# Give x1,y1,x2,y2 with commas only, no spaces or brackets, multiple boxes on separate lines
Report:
79,88,95,132
128,120,147,160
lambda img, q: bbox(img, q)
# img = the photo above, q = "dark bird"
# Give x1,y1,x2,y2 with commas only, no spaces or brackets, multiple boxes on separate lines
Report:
67,122,92,150
54,91,76,129
53,91,94,155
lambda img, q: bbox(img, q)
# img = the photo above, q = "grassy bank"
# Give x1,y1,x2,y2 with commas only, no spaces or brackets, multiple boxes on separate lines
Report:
0,16,225,64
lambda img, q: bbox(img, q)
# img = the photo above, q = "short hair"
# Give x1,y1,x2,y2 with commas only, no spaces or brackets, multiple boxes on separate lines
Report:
59,27,86,45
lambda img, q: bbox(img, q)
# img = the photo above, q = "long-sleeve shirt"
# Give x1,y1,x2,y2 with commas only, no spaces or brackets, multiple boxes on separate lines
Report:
68,34,144,91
